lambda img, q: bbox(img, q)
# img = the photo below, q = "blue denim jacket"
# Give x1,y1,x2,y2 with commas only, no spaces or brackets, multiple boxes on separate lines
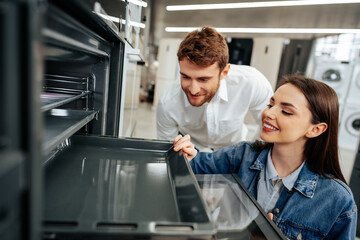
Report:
190,142,358,240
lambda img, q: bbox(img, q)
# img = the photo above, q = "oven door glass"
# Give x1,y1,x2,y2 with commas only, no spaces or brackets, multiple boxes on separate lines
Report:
196,174,287,240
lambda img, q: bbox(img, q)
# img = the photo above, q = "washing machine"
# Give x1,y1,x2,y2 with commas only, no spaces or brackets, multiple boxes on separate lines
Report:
339,103,360,151
313,57,353,102
346,61,360,105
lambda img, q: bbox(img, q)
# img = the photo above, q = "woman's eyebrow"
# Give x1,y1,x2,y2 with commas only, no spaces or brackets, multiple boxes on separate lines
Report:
271,97,297,109
281,102,297,109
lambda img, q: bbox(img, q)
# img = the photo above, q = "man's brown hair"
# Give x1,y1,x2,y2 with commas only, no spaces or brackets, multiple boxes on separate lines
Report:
177,26,229,71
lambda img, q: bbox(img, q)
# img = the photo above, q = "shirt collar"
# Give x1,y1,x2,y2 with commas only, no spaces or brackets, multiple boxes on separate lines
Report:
183,79,228,108
266,150,306,192
265,150,279,181
281,161,305,191
250,147,318,198
218,79,228,102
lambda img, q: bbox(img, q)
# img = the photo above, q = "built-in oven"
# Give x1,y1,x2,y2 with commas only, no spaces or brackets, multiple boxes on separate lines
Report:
1,0,216,239
1,0,124,238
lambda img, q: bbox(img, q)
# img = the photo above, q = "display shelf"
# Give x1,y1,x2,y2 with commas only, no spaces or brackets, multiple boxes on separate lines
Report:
41,91,91,112
42,109,98,155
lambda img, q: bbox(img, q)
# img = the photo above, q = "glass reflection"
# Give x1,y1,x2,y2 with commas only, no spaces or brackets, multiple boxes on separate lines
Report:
196,174,284,240
198,175,258,231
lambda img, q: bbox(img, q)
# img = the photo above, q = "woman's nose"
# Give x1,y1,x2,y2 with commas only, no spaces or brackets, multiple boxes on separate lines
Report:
264,107,276,119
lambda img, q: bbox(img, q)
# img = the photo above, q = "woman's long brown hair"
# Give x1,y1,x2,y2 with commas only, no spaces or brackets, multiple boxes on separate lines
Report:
254,75,347,184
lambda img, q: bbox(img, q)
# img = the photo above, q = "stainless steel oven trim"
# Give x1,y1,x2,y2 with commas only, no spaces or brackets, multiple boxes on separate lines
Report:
43,28,109,58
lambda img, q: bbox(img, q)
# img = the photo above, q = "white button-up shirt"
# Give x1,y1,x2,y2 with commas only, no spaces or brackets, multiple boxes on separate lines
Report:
156,64,273,150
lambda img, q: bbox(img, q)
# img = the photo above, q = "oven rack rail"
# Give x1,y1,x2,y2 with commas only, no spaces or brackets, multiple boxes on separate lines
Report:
43,109,98,156
41,91,92,112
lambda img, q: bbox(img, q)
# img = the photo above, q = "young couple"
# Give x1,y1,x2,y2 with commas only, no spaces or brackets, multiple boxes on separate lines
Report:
168,27,357,239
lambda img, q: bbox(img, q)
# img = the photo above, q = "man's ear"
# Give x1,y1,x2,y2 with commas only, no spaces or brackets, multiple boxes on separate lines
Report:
220,64,231,80
306,122,328,138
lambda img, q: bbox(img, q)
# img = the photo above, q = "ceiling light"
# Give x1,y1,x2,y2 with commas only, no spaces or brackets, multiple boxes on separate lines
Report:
96,13,146,28
166,0,360,11
165,27,360,34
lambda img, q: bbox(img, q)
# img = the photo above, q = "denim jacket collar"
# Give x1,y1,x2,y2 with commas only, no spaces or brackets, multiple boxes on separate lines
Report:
249,147,318,198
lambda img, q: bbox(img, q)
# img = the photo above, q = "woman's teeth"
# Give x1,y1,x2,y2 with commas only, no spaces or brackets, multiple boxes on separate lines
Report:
264,123,278,130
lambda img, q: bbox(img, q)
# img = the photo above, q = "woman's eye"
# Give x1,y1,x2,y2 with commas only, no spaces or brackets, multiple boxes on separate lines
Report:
282,110,293,116
267,104,273,108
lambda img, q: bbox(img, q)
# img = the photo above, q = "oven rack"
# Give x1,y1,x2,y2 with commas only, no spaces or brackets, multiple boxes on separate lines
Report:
41,74,94,112
41,91,92,112
43,109,98,156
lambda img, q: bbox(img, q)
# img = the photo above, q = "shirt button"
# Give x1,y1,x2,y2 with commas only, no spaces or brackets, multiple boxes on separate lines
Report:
273,208,280,214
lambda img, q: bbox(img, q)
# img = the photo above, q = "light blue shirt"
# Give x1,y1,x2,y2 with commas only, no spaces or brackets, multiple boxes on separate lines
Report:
257,150,305,212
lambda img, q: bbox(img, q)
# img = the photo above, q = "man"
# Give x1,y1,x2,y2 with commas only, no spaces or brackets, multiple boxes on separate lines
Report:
156,26,273,150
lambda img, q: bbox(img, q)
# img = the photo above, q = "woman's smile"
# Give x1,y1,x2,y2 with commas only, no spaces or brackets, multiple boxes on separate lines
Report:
263,122,279,132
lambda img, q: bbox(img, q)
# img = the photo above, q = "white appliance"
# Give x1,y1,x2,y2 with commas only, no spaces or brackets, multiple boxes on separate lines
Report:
339,103,360,151
313,57,353,102
346,61,360,105
339,100,344,123
153,38,182,107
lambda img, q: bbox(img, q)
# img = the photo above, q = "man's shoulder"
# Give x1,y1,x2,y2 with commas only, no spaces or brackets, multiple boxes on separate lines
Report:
226,64,267,84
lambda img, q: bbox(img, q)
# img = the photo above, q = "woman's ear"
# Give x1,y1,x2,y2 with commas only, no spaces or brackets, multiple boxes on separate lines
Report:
306,122,328,138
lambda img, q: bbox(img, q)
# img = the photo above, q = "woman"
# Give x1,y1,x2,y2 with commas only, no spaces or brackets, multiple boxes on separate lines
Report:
173,75,357,239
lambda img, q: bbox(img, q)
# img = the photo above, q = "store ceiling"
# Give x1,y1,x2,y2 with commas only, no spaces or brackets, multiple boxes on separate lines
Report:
149,0,360,44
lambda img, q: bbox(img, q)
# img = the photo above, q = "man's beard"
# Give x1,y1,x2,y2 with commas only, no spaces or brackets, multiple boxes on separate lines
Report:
183,82,220,107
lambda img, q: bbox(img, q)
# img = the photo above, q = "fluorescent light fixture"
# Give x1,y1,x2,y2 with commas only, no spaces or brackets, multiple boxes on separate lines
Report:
96,13,146,28
165,27,360,34
123,0,148,8
124,19,146,29
166,0,360,11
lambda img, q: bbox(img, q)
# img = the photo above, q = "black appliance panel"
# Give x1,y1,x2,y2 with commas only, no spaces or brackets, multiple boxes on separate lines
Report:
227,38,253,66
40,1,125,160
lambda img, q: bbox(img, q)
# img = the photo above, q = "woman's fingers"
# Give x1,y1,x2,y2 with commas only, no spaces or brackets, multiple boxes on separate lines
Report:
173,134,183,144
185,145,197,156
173,134,191,151
173,135,197,161
174,140,192,152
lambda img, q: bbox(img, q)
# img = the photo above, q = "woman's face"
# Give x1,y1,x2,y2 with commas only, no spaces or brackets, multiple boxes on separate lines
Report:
260,83,315,146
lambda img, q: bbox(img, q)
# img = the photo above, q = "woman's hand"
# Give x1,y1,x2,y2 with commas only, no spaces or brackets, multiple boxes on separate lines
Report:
173,134,198,161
